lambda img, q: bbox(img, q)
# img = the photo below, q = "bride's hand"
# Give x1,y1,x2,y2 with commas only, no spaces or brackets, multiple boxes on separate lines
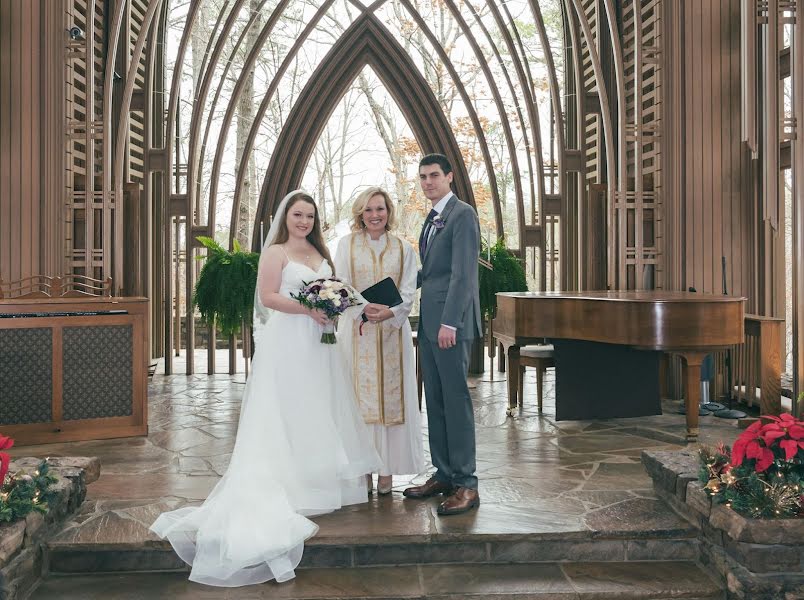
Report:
308,308,329,325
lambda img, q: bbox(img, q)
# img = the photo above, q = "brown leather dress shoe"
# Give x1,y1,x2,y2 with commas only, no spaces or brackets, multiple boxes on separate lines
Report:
437,487,479,515
403,476,455,498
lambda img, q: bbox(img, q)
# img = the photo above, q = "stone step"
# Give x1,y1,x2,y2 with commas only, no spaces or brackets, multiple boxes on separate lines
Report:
44,493,703,576
45,532,701,575
31,562,725,599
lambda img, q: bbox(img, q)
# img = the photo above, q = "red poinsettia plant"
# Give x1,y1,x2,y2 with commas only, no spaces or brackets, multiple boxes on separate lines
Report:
0,434,13,484
700,414,804,518
0,434,58,523
731,414,804,473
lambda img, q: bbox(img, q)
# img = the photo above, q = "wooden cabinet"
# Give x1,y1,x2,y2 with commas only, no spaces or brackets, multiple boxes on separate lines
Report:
0,297,148,445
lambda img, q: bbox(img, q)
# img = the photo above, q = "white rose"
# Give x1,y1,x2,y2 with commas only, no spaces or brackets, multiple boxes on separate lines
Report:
333,298,341,307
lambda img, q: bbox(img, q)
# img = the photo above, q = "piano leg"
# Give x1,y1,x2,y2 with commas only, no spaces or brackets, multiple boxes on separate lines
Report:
504,344,521,416
677,351,708,443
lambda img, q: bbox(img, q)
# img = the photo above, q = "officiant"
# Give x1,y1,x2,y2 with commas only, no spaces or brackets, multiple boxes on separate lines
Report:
335,187,425,496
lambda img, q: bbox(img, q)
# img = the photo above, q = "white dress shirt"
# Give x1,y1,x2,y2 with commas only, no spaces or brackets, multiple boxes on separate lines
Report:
424,192,453,247
426,192,456,332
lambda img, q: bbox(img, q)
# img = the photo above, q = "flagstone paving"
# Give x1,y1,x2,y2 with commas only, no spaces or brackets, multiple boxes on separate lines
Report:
9,358,746,546
11,356,743,597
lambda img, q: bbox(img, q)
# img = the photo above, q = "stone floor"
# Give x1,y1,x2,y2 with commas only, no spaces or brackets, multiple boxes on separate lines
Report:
11,356,745,510
10,355,745,598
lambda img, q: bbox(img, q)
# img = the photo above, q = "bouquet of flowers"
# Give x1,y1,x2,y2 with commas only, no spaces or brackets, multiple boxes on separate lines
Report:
291,277,362,343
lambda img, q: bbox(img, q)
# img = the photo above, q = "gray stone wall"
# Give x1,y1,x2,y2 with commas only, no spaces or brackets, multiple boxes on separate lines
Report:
642,449,804,600
0,457,99,600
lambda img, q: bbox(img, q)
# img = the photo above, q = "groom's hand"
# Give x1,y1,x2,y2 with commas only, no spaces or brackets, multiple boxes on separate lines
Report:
437,325,457,349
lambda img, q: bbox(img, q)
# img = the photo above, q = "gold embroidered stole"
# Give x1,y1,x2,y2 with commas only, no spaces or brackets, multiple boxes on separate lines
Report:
350,233,405,425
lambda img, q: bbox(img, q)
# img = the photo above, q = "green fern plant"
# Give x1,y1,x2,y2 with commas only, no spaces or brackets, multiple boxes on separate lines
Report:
193,237,260,336
478,238,528,319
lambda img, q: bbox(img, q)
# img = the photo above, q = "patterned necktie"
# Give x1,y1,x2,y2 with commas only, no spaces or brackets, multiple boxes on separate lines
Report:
420,209,439,259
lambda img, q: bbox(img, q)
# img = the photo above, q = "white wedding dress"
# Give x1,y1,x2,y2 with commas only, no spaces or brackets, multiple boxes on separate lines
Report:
150,259,381,587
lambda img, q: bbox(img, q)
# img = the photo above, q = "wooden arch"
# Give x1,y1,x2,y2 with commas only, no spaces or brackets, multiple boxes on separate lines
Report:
252,13,476,248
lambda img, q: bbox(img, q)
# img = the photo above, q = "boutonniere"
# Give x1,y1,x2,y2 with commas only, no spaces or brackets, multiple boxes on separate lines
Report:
431,214,446,230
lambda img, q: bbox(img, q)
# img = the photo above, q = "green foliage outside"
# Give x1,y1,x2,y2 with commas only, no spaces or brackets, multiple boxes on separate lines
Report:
193,237,260,336
479,239,528,319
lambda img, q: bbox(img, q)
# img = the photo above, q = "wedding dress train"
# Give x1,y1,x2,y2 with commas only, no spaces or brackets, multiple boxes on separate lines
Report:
150,260,380,586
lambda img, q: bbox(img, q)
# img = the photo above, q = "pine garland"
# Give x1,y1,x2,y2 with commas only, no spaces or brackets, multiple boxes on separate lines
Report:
699,415,804,519
479,239,528,319
0,459,58,523
193,237,260,336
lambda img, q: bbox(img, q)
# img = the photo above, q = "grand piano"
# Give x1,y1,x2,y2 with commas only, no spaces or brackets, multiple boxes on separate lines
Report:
493,291,746,441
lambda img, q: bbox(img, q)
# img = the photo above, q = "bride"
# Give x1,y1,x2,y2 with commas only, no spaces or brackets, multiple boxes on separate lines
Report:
150,190,381,587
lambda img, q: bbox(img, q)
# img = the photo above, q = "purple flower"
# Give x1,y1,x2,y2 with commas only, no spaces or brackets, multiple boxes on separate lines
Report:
291,276,362,321
432,214,446,230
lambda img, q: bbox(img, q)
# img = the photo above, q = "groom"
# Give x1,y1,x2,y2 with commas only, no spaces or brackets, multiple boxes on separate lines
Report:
404,153,482,515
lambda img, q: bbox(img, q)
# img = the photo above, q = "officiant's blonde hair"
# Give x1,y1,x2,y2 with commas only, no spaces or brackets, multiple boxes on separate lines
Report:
351,187,396,232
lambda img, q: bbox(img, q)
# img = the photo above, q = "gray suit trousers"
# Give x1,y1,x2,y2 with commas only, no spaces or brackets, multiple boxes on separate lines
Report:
418,329,478,490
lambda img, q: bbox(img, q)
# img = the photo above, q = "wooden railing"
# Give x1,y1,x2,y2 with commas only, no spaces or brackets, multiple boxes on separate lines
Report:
0,275,112,299
712,314,784,415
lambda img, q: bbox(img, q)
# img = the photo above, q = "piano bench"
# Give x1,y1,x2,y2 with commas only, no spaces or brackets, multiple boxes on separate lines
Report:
518,345,555,413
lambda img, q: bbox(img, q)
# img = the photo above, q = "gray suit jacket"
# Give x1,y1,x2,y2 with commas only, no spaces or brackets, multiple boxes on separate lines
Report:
418,195,482,342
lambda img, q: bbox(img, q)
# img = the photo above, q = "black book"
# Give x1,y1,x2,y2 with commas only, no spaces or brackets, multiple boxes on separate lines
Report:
360,277,403,322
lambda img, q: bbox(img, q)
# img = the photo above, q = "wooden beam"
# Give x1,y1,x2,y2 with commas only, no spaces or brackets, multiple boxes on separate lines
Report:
169,194,188,217
190,226,211,246
543,194,562,217
584,91,601,114
130,90,146,112
523,225,542,248
565,149,584,172
148,147,166,172
794,0,804,417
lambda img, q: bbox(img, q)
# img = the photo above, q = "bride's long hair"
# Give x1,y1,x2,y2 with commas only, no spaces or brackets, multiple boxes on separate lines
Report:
270,192,334,272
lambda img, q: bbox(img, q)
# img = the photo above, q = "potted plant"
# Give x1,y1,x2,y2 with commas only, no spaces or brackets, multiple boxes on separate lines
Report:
699,413,804,518
0,434,58,523
193,237,260,337
470,239,528,373
479,238,528,321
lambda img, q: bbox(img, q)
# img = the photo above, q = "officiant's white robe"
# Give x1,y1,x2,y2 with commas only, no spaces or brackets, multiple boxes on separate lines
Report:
335,232,424,477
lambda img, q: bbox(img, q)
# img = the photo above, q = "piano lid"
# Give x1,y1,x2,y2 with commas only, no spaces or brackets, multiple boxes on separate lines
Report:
493,290,746,350
497,290,746,303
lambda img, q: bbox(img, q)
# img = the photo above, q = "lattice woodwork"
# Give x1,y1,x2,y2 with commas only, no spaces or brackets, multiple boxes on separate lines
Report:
619,0,663,290
581,0,603,187
0,274,112,299
128,0,149,183
59,0,675,373
65,0,150,286
65,0,106,281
